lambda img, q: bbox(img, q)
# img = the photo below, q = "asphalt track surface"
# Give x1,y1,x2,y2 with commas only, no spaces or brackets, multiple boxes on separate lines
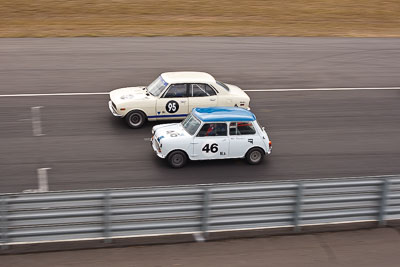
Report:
2,228,400,266
1,37,400,193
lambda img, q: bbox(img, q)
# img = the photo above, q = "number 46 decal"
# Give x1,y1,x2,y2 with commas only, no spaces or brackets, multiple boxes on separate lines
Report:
202,143,218,153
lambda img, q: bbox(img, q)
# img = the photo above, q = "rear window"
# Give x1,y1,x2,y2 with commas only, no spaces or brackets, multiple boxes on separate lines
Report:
191,84,217,97
216,81,230,91
229,122,256,135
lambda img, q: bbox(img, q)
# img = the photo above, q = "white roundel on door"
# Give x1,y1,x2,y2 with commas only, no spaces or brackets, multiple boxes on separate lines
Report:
165,100,179,113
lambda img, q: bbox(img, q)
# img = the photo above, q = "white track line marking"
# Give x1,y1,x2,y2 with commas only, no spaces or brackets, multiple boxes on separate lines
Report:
31,106,45,136
193,232,205,242
0,87,400,97
244,87,400,92
23,168,51,193
37,168,50,192
31,106,44,136
0,92,108,97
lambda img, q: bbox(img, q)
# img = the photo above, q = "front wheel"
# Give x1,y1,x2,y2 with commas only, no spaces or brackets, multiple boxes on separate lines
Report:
167,151,188,168
245,148,264,165
125,110,146,129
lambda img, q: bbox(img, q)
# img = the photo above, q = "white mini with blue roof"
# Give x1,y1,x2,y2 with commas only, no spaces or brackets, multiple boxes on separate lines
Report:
151,107,272,168
109,72,250,128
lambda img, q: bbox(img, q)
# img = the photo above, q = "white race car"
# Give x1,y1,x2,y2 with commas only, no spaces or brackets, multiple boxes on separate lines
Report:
151,107,272,168
109,72,250,128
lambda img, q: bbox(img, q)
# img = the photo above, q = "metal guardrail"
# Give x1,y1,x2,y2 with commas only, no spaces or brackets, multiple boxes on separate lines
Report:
1,175,400,247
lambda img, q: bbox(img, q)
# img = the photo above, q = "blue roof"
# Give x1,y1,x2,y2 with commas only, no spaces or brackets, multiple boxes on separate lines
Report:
192,107,256,122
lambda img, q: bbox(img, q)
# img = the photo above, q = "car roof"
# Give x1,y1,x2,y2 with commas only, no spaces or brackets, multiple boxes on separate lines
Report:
161,72,216,84
192,107,256,122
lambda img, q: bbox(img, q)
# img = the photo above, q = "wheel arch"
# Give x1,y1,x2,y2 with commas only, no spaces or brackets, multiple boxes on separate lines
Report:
167,149,190,159
246,146,266,156
166,149,190,168
123,108,148,119
124,109,148,129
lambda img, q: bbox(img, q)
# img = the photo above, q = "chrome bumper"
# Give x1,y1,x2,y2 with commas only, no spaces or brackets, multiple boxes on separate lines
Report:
108,101,122,117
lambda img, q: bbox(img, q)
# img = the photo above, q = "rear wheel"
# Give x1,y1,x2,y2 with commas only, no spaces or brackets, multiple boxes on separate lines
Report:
245,147,264,165
167,151,188,168
125,110,146,129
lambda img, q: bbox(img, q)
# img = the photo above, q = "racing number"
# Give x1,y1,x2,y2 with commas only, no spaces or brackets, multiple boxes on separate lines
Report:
166,100,179,113
202,143,218,153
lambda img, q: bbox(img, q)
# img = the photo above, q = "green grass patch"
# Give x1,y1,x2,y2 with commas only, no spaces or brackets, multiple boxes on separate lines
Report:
1,0,399,37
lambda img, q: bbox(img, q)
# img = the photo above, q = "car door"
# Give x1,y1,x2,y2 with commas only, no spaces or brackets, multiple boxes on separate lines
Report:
229,122,258,158
192,122,229,160
188,83,218,111
155,84,189,120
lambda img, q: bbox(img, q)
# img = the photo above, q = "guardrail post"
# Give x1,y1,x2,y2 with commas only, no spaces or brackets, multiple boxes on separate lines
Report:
0,197,8,249
200,188,211,240
294,182,303,232
379,179,390,226
102,190,112,243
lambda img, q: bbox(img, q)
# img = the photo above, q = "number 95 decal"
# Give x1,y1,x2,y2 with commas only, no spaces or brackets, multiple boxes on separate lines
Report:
166,100,179,113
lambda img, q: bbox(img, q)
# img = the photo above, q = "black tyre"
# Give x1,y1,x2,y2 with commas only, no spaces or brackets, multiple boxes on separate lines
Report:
125,110,146,129
167,150,188,168
245,147,264,165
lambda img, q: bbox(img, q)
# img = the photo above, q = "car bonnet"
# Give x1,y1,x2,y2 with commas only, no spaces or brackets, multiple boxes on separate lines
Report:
110,87,153,104
154,123,188,142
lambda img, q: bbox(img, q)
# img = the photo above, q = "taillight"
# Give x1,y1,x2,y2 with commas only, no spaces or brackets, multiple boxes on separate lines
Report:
269,140,272,149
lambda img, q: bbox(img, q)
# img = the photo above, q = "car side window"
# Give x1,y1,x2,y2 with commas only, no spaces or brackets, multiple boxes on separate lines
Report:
229,122,237,135
230,122,256,135
191,84,217,97
197,123,227,137
205,85,217,96
164,84,187,98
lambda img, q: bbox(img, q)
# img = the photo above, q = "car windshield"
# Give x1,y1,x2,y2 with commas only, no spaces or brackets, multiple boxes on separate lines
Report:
181,114,201,135
147,76,168,96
